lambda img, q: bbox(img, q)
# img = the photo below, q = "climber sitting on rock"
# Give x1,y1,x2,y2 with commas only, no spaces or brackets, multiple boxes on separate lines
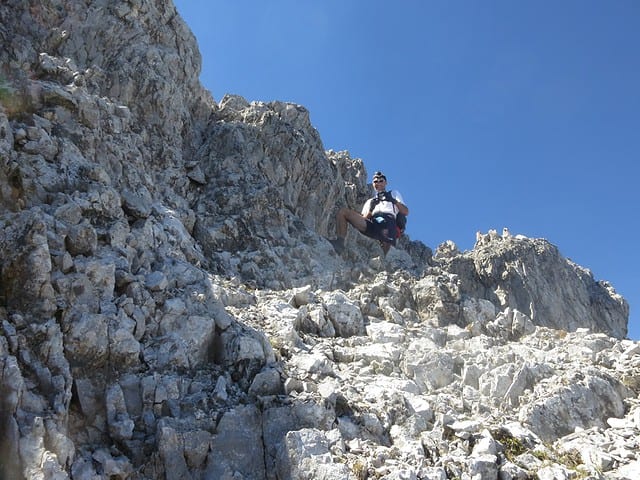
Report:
330,171,409,256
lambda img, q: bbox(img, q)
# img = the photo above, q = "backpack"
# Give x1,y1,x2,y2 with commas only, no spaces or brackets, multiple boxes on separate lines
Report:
369,192,407,238
395,212,407,238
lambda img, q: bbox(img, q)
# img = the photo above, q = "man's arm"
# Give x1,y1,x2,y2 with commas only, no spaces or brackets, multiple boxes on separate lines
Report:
388,191,409,216
395,200,409,216
361,198,377,218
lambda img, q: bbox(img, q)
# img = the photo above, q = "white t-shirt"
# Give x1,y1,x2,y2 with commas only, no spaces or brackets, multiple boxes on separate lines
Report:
361,190,404,217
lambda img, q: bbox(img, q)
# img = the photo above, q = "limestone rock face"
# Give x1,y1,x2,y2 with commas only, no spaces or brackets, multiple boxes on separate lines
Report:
0,2,637,480
441,232,629,338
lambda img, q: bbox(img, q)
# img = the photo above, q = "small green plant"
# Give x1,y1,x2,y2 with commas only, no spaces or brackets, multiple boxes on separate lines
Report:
493,429,527,461
0,74,32,118
351,459,367,480
0,75,14,102
556,448,582,469
533,444,586,477
501,435,527,460
621,373,640,392
532,449,551,462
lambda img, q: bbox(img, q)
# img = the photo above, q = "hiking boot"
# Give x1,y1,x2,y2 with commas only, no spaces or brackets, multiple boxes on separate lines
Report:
329,238,345,255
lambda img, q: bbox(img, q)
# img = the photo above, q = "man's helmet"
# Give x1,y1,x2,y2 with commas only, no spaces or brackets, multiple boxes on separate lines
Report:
372,171,386,182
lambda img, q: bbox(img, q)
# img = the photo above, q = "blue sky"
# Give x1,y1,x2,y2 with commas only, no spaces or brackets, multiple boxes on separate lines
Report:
173,1,639,340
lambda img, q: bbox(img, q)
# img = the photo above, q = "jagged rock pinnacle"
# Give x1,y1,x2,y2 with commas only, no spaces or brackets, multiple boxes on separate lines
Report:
0,2,637,479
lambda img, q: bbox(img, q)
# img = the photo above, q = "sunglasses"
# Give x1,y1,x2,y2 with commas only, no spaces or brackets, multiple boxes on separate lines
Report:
373,179,385,183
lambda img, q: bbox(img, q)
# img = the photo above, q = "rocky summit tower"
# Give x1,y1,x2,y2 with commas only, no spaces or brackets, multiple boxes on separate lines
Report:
0,2,637,479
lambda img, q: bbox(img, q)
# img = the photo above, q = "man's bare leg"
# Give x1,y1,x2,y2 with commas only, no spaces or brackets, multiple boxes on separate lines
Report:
331,208,368,253
336,208,367,237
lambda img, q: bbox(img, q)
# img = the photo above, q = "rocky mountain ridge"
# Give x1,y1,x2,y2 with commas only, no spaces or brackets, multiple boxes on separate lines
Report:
0,1,638,479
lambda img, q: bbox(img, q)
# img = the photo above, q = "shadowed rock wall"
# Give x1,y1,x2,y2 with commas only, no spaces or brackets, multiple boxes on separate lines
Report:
0,2,636,480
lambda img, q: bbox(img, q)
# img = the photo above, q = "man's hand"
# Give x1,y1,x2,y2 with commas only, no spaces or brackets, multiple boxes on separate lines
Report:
367,197,380,217
377,191,396,204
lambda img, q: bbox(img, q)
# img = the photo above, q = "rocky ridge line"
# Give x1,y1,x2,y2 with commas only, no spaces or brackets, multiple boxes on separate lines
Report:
0,1,637,479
